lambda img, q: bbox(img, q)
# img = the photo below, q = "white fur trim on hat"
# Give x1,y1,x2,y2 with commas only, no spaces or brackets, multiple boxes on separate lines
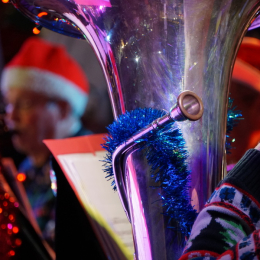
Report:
1,66,88,116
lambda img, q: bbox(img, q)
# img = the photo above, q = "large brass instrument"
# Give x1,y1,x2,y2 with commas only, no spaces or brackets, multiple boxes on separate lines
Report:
8,0,260,259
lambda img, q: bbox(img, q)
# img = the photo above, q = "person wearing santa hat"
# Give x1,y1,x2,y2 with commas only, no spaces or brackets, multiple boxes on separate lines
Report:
227,37,260,167
1,36,92,248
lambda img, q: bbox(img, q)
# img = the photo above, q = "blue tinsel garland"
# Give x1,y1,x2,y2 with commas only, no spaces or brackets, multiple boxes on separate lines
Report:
102,108,197,236
102,99,242,237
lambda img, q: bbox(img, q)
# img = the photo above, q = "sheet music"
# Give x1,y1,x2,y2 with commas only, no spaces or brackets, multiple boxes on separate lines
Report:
57,151,135,254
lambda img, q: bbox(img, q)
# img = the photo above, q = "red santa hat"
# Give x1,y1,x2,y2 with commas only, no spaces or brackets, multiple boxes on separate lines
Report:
1,37,89,116
233,37,260,92
232,37,260,151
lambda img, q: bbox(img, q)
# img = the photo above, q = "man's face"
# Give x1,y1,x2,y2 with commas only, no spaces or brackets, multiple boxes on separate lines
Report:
4,88,60,155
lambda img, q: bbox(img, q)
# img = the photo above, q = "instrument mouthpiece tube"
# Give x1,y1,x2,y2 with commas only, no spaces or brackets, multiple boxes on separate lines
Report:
112,91,204,221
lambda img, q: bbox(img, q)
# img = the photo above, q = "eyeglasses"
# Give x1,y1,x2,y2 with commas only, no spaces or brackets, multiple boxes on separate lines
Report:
5,98,57,114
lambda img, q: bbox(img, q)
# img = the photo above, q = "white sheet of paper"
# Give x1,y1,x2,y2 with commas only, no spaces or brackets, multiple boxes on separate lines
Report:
57,151,134,253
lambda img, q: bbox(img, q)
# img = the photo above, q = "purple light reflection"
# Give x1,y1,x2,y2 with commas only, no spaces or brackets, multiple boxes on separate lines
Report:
127,156,152,260
73,0,111,7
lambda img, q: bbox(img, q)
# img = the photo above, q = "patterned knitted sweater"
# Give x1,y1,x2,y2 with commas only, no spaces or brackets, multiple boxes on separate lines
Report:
180,149,260,260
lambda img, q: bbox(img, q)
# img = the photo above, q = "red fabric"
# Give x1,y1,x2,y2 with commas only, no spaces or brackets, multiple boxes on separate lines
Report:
233,37,260,91
5,37,89,95
236,37,260,71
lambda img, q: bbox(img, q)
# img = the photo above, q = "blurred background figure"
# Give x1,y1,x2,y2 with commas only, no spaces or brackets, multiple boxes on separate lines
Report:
0,4,113,257
1,36,91,247
227,37,260,166
0,2,113,173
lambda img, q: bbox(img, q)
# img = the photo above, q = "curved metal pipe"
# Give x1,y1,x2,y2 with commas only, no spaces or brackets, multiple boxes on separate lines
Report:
112,91,204,221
